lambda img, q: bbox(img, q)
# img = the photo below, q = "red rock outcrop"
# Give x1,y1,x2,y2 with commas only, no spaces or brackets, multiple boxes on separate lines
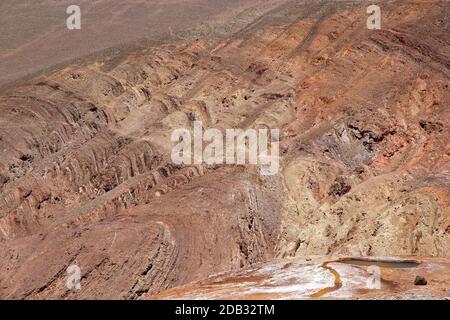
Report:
0,0,448,299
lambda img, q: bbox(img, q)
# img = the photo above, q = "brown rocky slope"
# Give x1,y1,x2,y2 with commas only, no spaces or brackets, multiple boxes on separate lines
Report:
0,0,448,299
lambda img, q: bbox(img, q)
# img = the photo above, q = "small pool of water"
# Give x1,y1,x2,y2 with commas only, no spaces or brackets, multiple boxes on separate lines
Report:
336,258,420,269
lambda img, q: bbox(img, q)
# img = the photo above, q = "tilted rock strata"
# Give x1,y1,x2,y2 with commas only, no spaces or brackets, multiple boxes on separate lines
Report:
0,0,448,298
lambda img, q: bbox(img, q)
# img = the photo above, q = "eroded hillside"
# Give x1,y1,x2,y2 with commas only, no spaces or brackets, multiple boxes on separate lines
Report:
0,0,448,299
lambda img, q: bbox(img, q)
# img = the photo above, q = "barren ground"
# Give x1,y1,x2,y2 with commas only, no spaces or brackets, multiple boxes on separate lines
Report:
0,0,449,299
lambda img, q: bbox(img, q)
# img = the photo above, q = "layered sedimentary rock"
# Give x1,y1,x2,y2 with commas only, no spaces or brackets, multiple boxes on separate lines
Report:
0,0,448,299
151,256,450,300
